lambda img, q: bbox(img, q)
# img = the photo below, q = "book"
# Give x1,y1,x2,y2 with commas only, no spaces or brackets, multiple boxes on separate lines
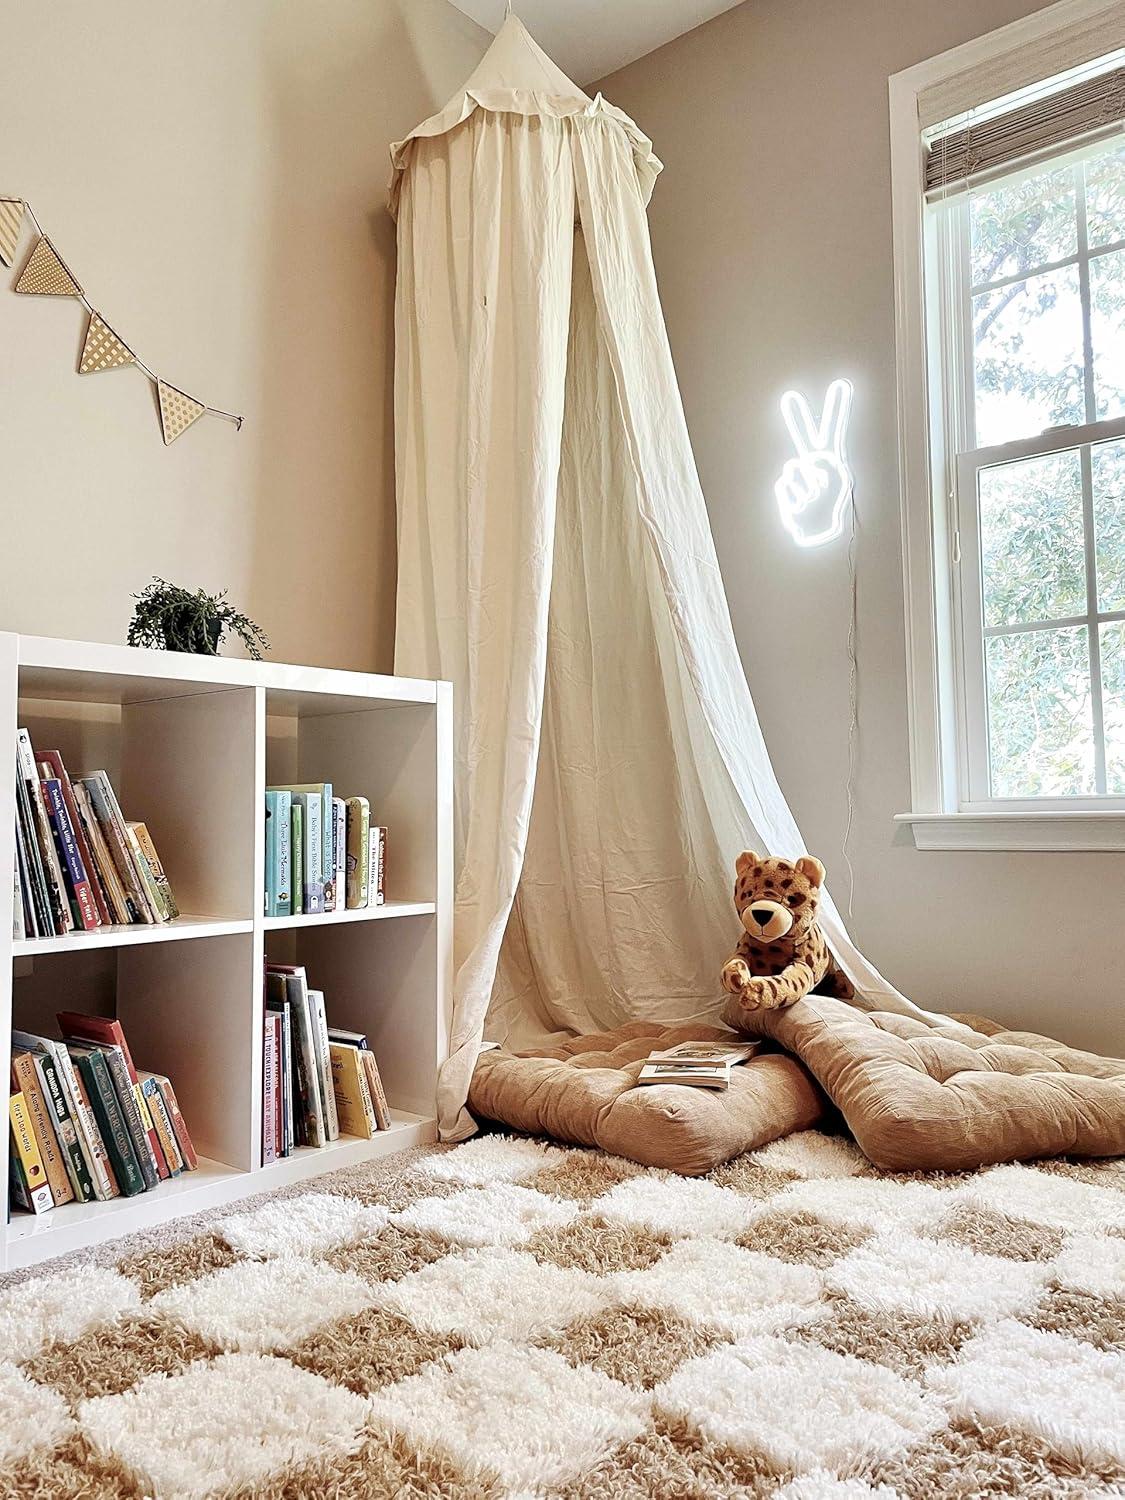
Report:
57,1012,166,1177
369,825,386,907
68,1046,146,1196
14,821,33,938
277,785,334,909
142,1075,183,1176
71,779,134,924
15,757,50,936
40,773,100,930
265,965,325,1147
88,1042,160,1189
290,802,304,916
32,1047,94,1202
14,1029,118,1201
291,793,324,914
345,797,370,909
329,1042,377,1138
262,1013,281,1164
645,1041,761,1067
38,750,109,926
360,1049,391,1131
147,1074,198,1171
332,798,346,912
9,1091,53,1211
264,790,292,917
18,730,71,934
125,825,171,923
263,993,294,1155
11,1052,73,1206
128,822,178,920
306,989,339,1141
78,773,153,923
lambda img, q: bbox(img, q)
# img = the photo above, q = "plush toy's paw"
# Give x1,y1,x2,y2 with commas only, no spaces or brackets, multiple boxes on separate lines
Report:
721,958,753,995
737,976,781,1011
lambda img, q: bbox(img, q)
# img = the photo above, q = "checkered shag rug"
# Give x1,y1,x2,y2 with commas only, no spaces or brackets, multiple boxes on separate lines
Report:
1,1133,1124,1499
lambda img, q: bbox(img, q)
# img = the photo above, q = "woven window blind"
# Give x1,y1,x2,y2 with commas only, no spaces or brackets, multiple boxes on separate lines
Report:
925,60,1125,196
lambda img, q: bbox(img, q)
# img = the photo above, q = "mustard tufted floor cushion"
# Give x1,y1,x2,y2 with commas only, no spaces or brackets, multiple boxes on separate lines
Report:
468,1021,826,1176
735,995,1125,1172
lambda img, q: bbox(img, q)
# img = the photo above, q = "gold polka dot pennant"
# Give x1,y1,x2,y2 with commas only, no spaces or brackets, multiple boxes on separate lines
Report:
79,311,135,375
158,379,206,445
14,235,82,297
0,198,24,267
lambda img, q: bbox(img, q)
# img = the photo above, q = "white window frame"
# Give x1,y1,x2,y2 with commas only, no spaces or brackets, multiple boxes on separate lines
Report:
889,0,1125,851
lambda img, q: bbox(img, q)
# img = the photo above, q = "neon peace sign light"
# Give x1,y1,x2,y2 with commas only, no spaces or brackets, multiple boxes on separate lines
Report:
773,378,855,547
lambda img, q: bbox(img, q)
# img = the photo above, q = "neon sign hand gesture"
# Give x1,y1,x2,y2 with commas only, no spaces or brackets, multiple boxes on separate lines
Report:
773,378,854,548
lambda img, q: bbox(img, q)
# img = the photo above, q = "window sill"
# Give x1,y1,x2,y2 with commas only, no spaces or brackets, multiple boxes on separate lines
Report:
895,811,1125,852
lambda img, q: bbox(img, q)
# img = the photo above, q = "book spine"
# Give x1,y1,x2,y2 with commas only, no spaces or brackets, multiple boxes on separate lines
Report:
264,791,292,918
9,1092,53,1209
296,795,324,914
9,1142,53,1214
329,1044,376,1139
345,797,370,909
320,785,334,909
278,1005,293,1154
283,972,324,1148
125,826,170,923
73,1050,145,1196
154,1076,197,1170
290,804,303,916
98,1046,159,1190
49,1042,117,1200
39,751,109,925
14,824,33,938
20,742,71,933
78,775,149,923
11,1054,73,1205
264,792,276,917
262,1015,278,1165
142,1077,182,1175
369,826,386,907
96,771,158,920
361,1049,392,1131
41,777,100,930
15,758,52,935
308,989,339,1141
129,822,178,919
332,799,346,912
71,781,132,924
35,1052,94,1202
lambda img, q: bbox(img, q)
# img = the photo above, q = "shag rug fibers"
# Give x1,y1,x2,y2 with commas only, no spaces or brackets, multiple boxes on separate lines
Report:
1,1131,1124,1499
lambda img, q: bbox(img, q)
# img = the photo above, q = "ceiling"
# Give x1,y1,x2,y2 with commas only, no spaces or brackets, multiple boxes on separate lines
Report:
446,0,745,85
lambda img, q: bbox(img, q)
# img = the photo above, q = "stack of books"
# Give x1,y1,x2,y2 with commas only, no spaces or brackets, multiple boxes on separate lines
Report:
9,1012,197,1215
262,962,391,1161
263,784,386,918
637,1040,761,1090
12,728,178,940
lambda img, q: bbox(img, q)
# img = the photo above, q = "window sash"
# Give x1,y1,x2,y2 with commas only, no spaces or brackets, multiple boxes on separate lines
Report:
931,151,1125,808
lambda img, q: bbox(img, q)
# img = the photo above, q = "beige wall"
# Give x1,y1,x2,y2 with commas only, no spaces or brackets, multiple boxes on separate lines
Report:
1,0,487,673
597,0,1125,1054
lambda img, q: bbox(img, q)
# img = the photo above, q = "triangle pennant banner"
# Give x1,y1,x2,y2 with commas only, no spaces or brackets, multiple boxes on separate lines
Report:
158,379,205,444
15,235,82,297
79,311,135,374
0,198,24,266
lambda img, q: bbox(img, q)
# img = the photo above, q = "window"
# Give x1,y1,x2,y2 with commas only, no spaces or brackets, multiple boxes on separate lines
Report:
931,136,1125,805
889,6,1125,847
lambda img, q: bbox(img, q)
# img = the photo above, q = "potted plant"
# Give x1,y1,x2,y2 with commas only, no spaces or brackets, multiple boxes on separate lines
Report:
127,578,269,659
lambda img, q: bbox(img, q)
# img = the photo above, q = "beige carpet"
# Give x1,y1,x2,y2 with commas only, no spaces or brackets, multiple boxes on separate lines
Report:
0,1131,1123,1499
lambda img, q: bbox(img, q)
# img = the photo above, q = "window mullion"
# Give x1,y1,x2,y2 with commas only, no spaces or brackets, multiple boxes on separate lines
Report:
1081,443,1108,794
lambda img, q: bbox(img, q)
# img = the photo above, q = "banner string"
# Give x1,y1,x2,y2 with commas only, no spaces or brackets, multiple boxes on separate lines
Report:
16,199,243,430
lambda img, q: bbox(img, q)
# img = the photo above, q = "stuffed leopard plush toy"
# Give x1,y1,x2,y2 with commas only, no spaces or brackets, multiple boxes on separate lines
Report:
720,851,854,1022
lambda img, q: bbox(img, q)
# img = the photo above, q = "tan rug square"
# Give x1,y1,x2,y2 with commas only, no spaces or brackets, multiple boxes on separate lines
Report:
547,1304,727,1390
737,1208,871,1267
116,1231,242,1300
528,1151,646,1204
928,1203,1065,1261
324,1223,451,1284
1024,1284,1125,1353
0,1433,146,1498
226,1427,502,1499
706,1158,795,1199
868,1415,1125,1499
797,1296,974,1378
286,1303,462,1394
525,1216,671,1274
23,1314,220,1403
324,1171,464,1213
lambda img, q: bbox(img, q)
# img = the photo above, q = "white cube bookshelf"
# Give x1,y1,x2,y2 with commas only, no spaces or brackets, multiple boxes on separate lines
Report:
0,633,452,1270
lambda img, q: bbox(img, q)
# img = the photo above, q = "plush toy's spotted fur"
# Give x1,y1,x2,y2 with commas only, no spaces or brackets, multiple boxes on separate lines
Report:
720,851,854,1021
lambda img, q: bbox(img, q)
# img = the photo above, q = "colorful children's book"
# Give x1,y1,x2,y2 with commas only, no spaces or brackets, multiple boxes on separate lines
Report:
128,822,178,919
329,1043,376,1138
11,1052,73,1205
68,1046,145,1196
9,1091,54,1211
345,797,370,909
332,798,346,912
264,790,292,917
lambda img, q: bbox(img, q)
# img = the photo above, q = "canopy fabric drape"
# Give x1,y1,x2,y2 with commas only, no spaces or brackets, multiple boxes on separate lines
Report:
392,17,931,1141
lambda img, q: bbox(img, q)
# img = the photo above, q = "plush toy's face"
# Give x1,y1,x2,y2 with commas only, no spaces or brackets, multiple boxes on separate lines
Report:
733,851,825,943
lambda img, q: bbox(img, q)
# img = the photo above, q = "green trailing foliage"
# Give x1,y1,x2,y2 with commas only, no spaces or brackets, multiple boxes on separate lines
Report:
127,578,270,660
